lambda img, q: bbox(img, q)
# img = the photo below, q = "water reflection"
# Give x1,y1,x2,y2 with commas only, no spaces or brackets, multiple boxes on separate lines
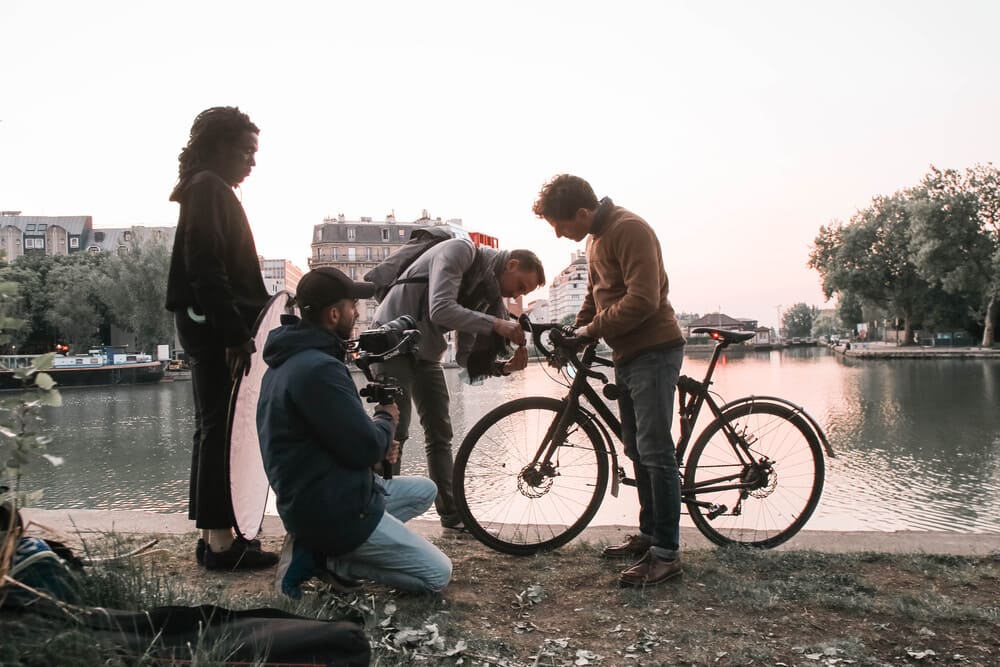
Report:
18,349,1000,534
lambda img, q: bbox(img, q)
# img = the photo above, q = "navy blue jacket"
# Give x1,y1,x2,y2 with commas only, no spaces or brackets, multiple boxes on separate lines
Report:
256,316,395,555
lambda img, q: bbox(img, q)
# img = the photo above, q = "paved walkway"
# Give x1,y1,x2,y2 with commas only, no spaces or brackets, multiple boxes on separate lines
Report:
21,509,1000,557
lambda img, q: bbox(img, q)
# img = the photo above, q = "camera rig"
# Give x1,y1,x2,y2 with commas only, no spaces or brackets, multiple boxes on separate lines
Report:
349,315,422,405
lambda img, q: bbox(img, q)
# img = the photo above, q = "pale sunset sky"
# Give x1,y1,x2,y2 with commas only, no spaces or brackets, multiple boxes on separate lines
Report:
2,1,998,328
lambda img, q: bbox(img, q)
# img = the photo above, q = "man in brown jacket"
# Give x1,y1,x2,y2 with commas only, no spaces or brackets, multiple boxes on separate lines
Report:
533,174,685,587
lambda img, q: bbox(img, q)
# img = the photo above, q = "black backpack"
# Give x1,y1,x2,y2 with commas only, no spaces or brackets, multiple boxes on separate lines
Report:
364,226,457,303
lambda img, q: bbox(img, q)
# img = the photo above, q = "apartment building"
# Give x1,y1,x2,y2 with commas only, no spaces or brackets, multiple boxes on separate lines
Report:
259,257,304,295
548,250,589,324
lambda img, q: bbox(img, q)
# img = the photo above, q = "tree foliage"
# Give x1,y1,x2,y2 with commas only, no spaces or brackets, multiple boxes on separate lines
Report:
44,260,108,350
808,163,999,346
0,240,174,354
781,303,818,338
100,240,175,352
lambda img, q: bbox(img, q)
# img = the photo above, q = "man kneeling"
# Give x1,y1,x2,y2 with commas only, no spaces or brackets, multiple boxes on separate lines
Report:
257,267,452,598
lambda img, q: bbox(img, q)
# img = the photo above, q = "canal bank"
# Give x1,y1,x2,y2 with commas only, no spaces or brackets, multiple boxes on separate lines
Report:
21,508,1000,557
832,341,1000,359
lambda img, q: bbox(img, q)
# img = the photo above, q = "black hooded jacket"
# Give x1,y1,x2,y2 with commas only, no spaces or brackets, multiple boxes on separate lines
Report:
165,170,268,347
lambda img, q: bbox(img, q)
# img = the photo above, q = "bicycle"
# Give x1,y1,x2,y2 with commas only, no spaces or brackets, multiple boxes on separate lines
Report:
453,318,834,555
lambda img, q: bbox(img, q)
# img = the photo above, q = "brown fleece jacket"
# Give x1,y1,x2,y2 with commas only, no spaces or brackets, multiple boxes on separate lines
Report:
575,200,684,364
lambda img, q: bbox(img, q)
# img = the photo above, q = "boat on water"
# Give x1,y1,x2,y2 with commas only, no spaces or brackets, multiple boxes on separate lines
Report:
0,346,165,390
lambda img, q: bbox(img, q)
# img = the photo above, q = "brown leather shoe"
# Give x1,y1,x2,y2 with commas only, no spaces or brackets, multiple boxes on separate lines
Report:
619,552,682,588
601,533,652,559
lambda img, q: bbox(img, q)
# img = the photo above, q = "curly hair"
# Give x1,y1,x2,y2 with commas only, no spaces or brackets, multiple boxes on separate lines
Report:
170,106,259,201
531,174,598,221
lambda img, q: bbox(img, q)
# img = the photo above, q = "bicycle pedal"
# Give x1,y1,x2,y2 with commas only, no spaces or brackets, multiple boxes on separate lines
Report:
707,504,728,520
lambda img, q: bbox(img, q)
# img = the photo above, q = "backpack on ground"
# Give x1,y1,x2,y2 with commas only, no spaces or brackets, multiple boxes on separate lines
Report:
364,226,457,303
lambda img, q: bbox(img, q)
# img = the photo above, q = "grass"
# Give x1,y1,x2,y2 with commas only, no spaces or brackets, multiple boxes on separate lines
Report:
1,532,998,666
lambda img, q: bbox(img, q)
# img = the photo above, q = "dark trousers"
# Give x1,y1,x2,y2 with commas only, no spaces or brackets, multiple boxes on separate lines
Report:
381,356,459,526
176,312,236,530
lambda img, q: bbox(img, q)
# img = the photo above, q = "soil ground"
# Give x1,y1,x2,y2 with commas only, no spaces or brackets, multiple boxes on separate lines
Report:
14,510,1000,666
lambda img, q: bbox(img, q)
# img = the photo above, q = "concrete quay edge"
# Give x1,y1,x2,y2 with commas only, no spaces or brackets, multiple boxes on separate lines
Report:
20,509,1000,557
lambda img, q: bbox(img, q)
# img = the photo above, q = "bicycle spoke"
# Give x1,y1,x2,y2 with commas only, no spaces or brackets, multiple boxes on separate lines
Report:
685,402,824,548
455,398,609,554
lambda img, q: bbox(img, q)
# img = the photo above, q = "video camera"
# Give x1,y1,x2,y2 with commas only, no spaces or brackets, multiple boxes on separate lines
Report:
352,315,421,405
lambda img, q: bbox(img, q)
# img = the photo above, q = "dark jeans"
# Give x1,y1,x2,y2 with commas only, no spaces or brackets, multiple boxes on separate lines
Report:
615,346,685,557
381,356,459,526
176,312,236,530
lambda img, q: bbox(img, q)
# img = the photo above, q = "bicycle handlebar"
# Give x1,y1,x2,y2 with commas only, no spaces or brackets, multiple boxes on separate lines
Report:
519,315,612,382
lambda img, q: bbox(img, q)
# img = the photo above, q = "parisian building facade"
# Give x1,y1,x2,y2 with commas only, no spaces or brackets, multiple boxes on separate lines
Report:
0,212,176,260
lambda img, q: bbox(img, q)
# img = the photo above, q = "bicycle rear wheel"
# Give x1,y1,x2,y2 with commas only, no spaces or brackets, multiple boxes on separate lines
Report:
684,401,824,548
453,396,609,555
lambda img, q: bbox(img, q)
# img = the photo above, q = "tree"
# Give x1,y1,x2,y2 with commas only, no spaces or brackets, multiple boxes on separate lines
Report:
908,164,1000,346
44,260,108,350
809,192,937,345
782,303,818,338
810,311,840,339
100,239,174,352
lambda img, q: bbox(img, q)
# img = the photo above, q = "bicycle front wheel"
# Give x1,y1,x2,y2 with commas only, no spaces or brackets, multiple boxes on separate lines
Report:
453,397,610,555
684,401,824,548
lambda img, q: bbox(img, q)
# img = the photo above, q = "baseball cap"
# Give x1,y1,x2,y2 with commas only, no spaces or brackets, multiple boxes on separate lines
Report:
294,267,375,313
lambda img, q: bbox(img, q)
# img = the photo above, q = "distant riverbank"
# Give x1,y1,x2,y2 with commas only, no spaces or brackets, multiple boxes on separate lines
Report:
831,341,1000,359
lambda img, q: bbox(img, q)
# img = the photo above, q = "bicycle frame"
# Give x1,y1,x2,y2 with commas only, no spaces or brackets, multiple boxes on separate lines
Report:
526,326,822,512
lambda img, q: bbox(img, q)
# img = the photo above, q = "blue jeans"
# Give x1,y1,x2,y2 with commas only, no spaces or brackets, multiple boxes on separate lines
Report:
330,476,452,592
615,346,684,558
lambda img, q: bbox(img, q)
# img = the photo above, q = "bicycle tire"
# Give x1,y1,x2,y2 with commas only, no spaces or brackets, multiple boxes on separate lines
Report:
684,400,824,548
453,396,610,555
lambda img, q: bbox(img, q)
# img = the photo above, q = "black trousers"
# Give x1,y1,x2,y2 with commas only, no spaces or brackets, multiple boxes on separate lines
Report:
176,312,236,530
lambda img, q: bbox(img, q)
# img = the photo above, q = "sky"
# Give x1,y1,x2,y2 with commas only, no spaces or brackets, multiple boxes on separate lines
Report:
2,1,998,329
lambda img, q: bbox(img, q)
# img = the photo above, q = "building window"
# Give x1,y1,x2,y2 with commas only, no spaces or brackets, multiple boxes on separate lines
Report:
69,237,80,248
38,224,46,231
381,228,390,241
366,247,372,260
94,231,105,242
348,228,356,241
26,224,35,232
87,246,100,253
36,238,44,249
24,239,33,249
123,231,132,241
348,247,356,261
399,229,405,237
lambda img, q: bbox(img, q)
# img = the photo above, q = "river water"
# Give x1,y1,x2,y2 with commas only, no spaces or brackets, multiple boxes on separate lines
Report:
17,347,1000,533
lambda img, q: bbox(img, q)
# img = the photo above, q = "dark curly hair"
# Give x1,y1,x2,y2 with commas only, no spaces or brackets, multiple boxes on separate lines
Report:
170,106,259,201
531,174,599,221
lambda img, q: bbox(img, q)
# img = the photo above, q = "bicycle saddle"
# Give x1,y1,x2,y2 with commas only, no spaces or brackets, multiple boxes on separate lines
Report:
692,327,756,344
